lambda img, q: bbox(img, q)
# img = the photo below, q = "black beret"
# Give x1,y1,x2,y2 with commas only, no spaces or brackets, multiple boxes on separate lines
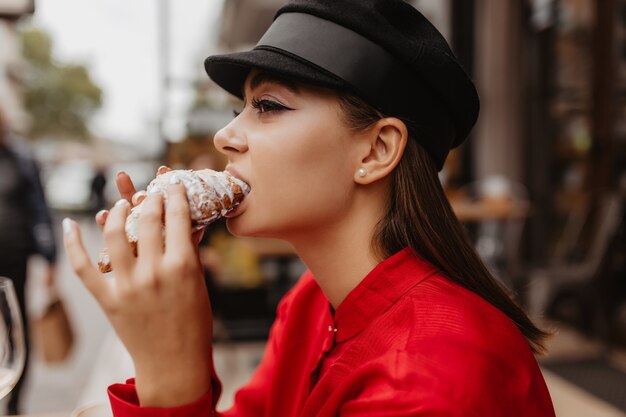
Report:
205,0,480,170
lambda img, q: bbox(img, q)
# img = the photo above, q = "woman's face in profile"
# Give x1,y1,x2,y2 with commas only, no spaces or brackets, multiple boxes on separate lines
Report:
214,70,361,241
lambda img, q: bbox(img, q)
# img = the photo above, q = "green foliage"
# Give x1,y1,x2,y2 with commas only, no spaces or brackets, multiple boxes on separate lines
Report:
19,26,102,141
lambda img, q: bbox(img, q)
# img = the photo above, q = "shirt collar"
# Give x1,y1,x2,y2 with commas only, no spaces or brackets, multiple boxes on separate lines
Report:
332,247,437,343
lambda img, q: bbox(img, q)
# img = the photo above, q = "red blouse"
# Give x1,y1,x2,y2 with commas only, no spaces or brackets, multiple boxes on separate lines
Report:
108,248,555,416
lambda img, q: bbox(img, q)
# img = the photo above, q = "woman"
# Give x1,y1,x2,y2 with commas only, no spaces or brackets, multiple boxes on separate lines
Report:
63,0,555,415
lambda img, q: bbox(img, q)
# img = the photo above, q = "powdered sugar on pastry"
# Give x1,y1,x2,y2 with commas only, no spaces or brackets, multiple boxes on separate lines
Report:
98,168,249,273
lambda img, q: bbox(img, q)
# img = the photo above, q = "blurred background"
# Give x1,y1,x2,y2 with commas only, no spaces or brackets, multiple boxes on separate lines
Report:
0,0,625,415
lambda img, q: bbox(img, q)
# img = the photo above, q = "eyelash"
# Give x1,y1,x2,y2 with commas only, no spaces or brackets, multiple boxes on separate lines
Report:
232,97,293,118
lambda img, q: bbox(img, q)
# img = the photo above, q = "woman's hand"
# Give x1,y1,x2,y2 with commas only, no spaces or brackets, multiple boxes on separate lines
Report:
63,179,213,407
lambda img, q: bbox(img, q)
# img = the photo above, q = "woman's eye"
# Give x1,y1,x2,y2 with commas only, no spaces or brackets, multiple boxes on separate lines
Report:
250,97,293,114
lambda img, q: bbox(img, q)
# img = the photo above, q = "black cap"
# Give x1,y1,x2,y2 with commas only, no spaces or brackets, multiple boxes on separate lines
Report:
205,0,480,170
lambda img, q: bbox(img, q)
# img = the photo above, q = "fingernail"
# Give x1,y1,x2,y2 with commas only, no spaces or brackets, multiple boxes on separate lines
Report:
132,191,147,205
96,209,108,219
116,170,126,178
62,218,73,235
115,198,129,207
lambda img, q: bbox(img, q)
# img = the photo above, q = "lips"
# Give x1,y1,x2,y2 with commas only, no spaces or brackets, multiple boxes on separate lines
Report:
224,165,250,218
225,165,249,188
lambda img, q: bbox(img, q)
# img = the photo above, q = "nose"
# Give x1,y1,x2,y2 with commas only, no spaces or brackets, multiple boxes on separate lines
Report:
214,118,248,156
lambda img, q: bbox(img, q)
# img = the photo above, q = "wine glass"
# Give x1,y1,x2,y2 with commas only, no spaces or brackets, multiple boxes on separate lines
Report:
0,277,25,400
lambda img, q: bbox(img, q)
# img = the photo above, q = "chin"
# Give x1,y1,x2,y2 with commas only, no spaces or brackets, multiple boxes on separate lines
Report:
224,218,248,238
225,217,287,240
225,217,264,238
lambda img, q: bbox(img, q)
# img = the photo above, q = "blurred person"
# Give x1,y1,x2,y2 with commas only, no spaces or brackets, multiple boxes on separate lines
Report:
63,1,556,416
0,107,57,414
90,166,108,213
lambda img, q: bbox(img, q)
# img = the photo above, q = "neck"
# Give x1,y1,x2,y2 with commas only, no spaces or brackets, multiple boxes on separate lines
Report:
288,186,388,309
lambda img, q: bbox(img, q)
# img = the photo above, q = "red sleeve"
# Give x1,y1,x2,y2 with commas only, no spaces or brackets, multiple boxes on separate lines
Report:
107,279,298,417
108,379,215,417
107,357,222,417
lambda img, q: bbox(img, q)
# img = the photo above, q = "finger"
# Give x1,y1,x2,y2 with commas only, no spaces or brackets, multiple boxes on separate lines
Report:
192,227,206,246
157,166,172,176
132,190,147,206
165,184,193,253
62,218,111,301
103,199,135,276
137,192,165,266
95,209,109,232
116,171,137,202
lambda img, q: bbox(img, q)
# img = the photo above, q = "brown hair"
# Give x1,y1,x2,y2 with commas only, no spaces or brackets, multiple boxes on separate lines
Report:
338,93,549,354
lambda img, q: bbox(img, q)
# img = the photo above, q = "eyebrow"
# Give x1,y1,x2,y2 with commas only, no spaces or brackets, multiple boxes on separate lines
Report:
245,71,301,96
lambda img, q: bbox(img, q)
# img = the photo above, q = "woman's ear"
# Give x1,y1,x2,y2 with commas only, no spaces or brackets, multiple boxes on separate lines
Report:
354,117,408,184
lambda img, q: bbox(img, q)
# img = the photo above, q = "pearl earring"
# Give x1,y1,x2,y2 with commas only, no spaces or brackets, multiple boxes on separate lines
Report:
357,168,367,177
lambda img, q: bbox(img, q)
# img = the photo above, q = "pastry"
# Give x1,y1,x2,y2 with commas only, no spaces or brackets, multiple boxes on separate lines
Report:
98,168,249,273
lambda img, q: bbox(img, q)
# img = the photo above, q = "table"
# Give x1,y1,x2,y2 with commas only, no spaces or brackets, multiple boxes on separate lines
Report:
450,196,531,223
447,194,532,288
